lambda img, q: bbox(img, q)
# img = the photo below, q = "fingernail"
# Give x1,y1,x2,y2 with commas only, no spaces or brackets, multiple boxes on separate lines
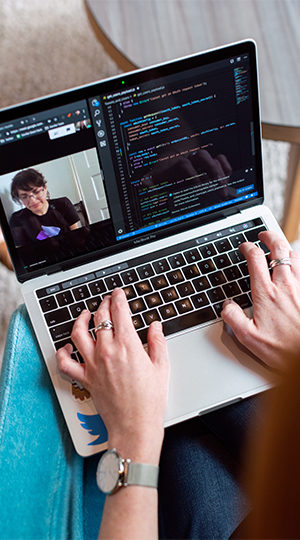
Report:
152,320,162,330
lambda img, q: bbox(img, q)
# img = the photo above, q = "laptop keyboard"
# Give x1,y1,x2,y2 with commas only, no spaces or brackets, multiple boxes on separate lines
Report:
36,217,269,358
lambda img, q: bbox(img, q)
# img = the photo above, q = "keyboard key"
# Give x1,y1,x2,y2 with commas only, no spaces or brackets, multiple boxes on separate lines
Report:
233,294,252,309
207,287,225,303
45,307,71,327
70,302,86,318
77,351,85,364
229,233,246,248
39,296,57,313
223,282,241,298
73,285,90,301
50,320,74,341
132,314,144,330
159,303,177,320
224,266,242,281
245,226,267,242
162,307,216,336
183,248,201,263
193,276,210,291
198,260,216,274
257,241,270,255
166,269,184,284
168,254,185,268
228,250,245,264
54,337,74,351
89,280,106,295
56,290,74,306
182,264,200,279
89,314,95,330
239,262,249,276
135,280,152,296
151,275,168,290
121,269,138,284
199,243,216,258
238,277,251,292
153,259,170,273
145,292,163,308
129,298,147,314
105,275,122,290
123,285,136,300
137,264,154,279
213,254,231,269
177,282,195,297
143,309,161,325
175,298,193,314
209,271,226,287
215,239,232,253
86,296,101,312
36,284,60,298
161,287,179,302
190,292,209,309
213,302,224,317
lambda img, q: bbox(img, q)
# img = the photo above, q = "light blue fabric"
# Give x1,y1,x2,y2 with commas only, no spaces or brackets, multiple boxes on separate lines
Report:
0,304,105,540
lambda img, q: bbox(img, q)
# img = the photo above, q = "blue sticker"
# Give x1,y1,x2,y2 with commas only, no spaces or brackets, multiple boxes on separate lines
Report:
77,412,108,446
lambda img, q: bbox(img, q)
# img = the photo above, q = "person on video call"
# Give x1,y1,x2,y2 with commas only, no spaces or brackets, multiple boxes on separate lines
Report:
9,168,80,247
57,229,300,539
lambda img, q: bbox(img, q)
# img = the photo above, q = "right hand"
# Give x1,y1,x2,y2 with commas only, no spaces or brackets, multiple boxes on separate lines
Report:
221,230,300,370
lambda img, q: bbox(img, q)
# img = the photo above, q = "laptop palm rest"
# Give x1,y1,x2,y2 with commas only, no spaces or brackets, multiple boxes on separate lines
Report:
164,316,276,427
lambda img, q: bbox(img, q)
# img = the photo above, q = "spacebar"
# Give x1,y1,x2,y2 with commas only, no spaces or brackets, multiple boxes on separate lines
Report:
162,307,216,337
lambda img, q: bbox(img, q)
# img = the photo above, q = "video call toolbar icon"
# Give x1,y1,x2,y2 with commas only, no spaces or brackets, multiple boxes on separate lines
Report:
97,130,105,138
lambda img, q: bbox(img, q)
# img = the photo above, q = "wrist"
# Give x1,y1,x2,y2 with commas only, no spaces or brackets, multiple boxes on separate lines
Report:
108,429,164,466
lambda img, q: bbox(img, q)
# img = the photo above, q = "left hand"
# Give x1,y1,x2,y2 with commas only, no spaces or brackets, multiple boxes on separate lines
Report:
56,288,169,464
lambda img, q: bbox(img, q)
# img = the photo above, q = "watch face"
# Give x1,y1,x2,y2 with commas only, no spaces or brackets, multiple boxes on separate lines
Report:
97,450,121,494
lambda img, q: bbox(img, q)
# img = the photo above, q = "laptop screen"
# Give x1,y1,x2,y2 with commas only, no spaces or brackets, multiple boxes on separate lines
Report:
0,40,263,281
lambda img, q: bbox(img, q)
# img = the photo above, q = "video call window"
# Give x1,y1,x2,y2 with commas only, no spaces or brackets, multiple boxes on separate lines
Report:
0,149,110,249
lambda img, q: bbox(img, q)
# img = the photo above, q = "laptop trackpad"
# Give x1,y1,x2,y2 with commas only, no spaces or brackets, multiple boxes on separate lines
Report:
164,319,276,425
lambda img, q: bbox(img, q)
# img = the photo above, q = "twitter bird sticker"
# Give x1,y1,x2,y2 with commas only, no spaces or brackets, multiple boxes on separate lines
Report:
77,413,108,445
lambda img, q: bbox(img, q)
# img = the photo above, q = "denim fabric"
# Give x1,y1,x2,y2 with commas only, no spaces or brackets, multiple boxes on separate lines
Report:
0,304,263,540
158,396,264,539
0,304,105,540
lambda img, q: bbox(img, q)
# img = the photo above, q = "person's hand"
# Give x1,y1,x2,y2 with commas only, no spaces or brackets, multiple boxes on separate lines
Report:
56,288,169,464
221,230,300,370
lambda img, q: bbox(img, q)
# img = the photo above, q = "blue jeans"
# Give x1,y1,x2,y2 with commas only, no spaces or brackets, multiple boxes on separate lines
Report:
0,305,263,539
158,395,264,539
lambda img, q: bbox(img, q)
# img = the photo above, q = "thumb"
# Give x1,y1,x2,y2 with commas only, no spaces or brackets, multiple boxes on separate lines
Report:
147,321,169,367
221,299,254,348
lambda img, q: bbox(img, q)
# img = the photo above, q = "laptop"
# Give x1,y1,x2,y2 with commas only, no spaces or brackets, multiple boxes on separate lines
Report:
0,40,281,456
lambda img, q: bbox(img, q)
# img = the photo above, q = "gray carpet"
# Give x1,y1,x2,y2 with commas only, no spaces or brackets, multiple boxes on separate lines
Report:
0,0,292,365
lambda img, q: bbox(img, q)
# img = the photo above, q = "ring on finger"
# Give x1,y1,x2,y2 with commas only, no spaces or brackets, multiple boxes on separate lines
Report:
269,257,292,269
95,320,114,332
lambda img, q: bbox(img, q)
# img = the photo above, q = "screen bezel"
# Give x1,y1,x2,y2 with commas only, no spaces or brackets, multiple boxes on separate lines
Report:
0,40,264,282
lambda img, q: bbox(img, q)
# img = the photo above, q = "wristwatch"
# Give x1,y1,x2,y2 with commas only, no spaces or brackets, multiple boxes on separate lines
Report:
96,448,159,495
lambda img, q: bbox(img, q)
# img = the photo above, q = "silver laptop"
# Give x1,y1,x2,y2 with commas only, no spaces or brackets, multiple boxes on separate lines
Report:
0,40,281,456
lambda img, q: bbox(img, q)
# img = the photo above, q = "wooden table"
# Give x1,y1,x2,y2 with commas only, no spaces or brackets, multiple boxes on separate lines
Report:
85,0,300,241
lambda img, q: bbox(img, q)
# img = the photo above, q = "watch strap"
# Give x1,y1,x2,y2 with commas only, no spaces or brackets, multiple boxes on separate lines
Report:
126,461,159,489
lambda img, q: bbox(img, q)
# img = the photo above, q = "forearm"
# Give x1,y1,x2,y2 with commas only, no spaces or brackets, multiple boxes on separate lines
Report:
99,485,159,540
98,436,163,540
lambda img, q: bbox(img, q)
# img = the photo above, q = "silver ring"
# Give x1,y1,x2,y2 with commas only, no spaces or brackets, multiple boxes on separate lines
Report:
269,257,292,269
95,320,114,332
